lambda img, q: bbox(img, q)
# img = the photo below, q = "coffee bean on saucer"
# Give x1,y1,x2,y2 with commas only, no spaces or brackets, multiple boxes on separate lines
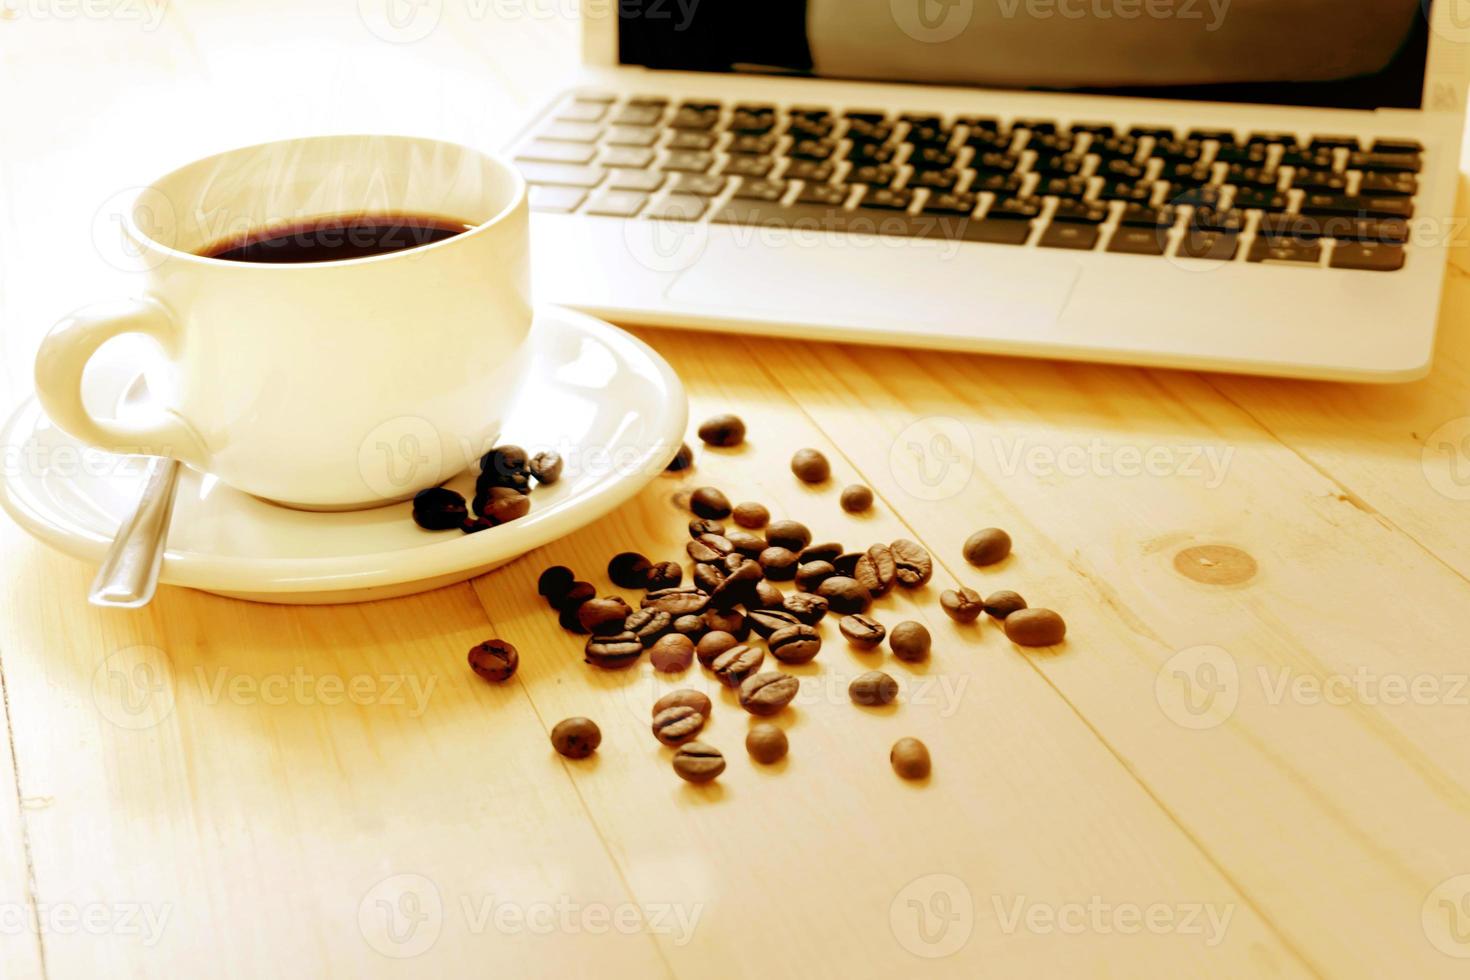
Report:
476,486,530,524
578,596,631,635
726,529,767,558
711,645,764,687
795,560,836,592
703,608,748,640
689,517,725,538
890,737,931,779
643,587,710,616
940,588,984,624
853,544,896,597
654,688,711,719
839,614,886,648
652,704,706,745
782,592,829,626
890,539,934,588
537,565,576,602
752,580,785,610
765,520,811,552
768,624,822,664
584,631,643,669
697,414,746,448
1004,608,1066,647
556,580,595,611
832,552,863,577
650,634,695,673
461,516,493,534
608,551,653,589
666,442,694,472
983,590,1028,620
697,630,739,666
480,446,531,493
646,561,683,591
688,536,732,564
816,576,871,614
626,608,672,645
690,487,732,519
732,501,769,528
738,672,800,716
790,448,830,483
963,527,1012,567
748,608,801,638
840,484,873,513
551,717,601,759
746,723,788,764
529,451,563,485
672,741,725,783
411,487,468,530
798,542,844,565
671,614,707,639
849,670,898,706
758,547,798,581
889,621,932,662
467,639,518,682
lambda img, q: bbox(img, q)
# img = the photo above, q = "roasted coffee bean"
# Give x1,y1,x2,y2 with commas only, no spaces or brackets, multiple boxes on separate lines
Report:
758,546,799,581
752,580,785,610
748,608,801,638
696,630,740,666
832,552,863,577
626,608,673,645
697,413,746,447
558,605,589,634
671,614,707,639
817,576,871,614
849,670,899,706
839,614,886,648
643,587,710,616
853,544,896,597
711,644,764,687
672,741,725,783
765,520,812,552
666,442,694,472
652,704,706,745
537,565,576,602
477,467,529,496
645,561,683,591
782,592,829,625
693,562,726,594
963,527,1012,567
790,448,831,483
726,528,767,557
795,560,836,592
529,451,563,485
687,534,734,563
889,621,932,662
607,551,653,589
555,581,595,612
475,486,531,524
411,487,468,530
768,624,822,664
709,559,763,609
890,737,931,779
840,484,874,513
461,517,494,534
703,608,748,640
650,634,696,672
940,588,984,624
584,631,643,669
467,639,518,682
799,542,844,565
984,590,1028,620
653,688,711,719
738,672,800,716
1004,608,1066,647
745,722,788,764
732,501,769,528
551,717,601,759
890,538,934,588
577,596,631,635
480,445,531,493
689,517,725,538
690,486,732,520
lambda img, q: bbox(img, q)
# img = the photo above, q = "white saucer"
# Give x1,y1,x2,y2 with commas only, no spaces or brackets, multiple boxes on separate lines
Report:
0,307,687,604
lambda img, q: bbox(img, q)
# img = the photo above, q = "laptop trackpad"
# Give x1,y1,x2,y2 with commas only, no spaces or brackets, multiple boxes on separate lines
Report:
664,229,1080,339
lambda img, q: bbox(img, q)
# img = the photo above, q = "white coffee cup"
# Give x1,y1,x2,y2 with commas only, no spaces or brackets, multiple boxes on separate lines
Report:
34,134,532,509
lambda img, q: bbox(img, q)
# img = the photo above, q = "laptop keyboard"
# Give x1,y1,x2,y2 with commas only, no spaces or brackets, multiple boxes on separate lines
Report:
515,92,1423,273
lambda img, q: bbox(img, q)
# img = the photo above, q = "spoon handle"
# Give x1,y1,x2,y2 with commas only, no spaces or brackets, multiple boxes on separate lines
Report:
88,456,181,608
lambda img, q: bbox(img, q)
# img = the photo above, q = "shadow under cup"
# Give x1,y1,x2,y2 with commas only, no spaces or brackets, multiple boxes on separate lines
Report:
127,135,533,511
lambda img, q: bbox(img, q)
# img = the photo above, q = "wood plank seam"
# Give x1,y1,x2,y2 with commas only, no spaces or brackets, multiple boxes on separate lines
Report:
0,639,50,979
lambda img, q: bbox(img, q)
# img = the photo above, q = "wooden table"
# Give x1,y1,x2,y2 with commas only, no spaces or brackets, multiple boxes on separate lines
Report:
4,5,1470,977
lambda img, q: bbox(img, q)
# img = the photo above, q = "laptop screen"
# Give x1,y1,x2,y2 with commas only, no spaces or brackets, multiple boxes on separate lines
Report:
618,0,1431,111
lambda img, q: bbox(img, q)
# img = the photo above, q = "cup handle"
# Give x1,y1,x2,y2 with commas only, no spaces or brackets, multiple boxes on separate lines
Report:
34,297,209,467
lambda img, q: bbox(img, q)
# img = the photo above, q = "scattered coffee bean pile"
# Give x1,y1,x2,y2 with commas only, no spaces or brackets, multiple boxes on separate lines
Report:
468,414,1071,790
411,445,562,534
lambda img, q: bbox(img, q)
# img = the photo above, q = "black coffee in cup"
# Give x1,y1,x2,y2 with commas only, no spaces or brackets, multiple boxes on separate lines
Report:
200,213,471,263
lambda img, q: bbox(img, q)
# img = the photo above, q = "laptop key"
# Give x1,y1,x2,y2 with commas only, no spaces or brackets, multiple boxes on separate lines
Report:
923,191,978,216
862,187,914,211
1309,135,1361,150
789,139,837,161
965,130,1014,154
907,124,952,148
1189,129,1237,143
1348,151,1422,173
732,178,787,202
910,146,958,171
782,159,835,182
1038,177,1091,200
1096,181,1155,204
1032,155,1085,177
911,168,960,191
601,146,655,168
605,125,660,147
1224,165,1280,189
711,198,1030,244
673,173,728,196
1090,135,1142,161
728,133,777,155
1163,186,1224,209
528,186,587,213
540,121,602,143
661,151,715,173
1119,203,1176,228
1279,147,1335,169
611,104,663,126
847,119,896,144
847,164,899,186
1128,126,1175,139
1152,139,1205,164
1040,223,1099,250
1257,213,1408,244
1070,123,1115,136
517,141,597,165
1051,200,1109,224
1299,193,1413,220
670,107,720,130
585,190,649,218
970,172,1026,196
1232,189,1290,212
1107,226,1168,255
1289,169,1348,193
788,117,835,139
1177,230,1239,260
1249,132,1298,145
1192,208,1246,233
843,110,887,123
1162,163,1215,187
971,151,1022,174
1359,172,1419,197
1372,138,1423,154
1216,144,1269,166
555,101,607,123
989,197,1044,220
1248,237,1322,264
606,168,666,192
728,112,775,135
1330,242,1406,271
849,143,896,164
1029,132,1079,154
722,155,775,178
1013,119,1057,133
517,162,606,188
1097,158,1146,182
797,182,849,206
668,131,717,151
644,194,707,220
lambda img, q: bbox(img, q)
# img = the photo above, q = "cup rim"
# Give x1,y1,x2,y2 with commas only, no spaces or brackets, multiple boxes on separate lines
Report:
128,133,527,270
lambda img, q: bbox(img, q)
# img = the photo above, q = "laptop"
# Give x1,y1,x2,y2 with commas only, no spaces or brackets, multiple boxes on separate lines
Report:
509,1,1468,381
